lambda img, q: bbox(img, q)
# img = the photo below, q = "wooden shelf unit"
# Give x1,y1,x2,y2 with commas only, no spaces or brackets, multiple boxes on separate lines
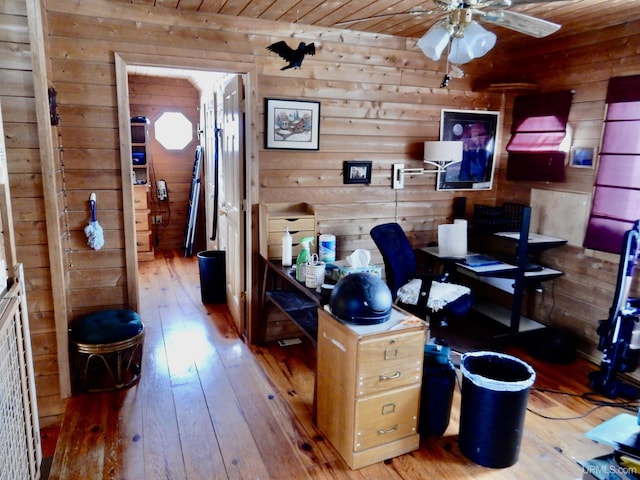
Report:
259,203,316,261
131,118,149,186
134,184,153,261
316,306,426,469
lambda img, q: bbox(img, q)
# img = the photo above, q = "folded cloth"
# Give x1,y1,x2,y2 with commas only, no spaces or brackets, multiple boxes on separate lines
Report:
396,278,422,305
397,279,471,312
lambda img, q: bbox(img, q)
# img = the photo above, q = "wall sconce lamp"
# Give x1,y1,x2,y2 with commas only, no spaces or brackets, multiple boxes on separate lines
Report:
393,141,463,189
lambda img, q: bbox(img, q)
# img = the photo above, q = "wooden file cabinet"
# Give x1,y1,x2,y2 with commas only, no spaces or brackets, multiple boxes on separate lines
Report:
316,306,426,469
133,184,153,261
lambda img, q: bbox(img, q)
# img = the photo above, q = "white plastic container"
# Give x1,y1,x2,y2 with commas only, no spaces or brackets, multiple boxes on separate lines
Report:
319,234,336,263
281,228,292,266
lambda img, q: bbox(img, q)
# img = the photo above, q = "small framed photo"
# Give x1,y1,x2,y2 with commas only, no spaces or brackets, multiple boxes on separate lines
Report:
570,147,596,168
343,161,372,184
264,98,320,150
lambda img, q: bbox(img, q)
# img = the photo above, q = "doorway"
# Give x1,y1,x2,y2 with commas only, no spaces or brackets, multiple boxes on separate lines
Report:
114,53,255,335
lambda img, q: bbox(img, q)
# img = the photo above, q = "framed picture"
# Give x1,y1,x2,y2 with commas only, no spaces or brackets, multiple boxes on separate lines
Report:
264,98,320,150
437,109,500,191
570,147,596,168
343,161,372,184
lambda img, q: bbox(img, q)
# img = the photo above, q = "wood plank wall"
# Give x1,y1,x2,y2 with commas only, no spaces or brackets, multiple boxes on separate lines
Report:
488,23,640,368
2,0,637,430
128,75,202,252
0,0,70,427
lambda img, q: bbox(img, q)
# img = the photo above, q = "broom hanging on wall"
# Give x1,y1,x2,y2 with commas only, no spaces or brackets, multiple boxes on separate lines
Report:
85,192,104,250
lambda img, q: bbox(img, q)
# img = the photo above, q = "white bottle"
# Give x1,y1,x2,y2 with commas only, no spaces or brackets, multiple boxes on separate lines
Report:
281,228,292,266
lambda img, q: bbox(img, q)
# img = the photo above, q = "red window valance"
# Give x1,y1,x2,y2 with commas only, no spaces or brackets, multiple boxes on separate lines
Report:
506,90,574,182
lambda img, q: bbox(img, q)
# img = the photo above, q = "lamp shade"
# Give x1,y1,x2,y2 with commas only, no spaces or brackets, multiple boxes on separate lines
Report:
417,21,451,61
466,21,496,58
424,141,463,163
448,21,496,64
448,36,475,64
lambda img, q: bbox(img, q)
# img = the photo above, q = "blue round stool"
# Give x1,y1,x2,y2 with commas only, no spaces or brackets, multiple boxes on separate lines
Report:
69,309,144,392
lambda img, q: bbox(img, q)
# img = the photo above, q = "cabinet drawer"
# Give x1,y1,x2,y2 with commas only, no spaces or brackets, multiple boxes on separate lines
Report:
135,210,150,231
268,217,315,233
354,384,420,452
356,331,424,395
136,231,152,252
266,230,316,259
133,186,148,208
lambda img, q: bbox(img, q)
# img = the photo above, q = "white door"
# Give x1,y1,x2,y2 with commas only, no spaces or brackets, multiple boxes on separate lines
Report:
218,75,245,332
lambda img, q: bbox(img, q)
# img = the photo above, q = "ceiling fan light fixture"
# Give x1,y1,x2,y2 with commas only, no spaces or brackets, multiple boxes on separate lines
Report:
448,21,496,64
417,20,451,61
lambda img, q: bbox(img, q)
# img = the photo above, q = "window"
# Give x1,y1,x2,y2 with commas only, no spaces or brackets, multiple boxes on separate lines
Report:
505,90,574,182
154,112,193,150
584,75,640,254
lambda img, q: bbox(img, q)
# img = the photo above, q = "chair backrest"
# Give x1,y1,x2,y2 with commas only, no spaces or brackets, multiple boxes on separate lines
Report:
370,222,417,299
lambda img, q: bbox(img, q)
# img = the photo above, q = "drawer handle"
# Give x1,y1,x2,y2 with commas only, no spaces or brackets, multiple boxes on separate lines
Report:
377,425,398,435
379,371,401,381
381,403,396,415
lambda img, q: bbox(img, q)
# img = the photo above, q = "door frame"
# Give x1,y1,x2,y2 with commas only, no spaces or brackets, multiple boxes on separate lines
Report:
114,53,257,333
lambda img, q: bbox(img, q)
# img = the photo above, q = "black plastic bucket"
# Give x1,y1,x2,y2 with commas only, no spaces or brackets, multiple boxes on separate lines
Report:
458,351,536,468
197,251,226,304
419,342,456,437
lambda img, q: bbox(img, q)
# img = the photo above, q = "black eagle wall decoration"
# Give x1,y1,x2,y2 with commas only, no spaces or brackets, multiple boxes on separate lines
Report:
266,41,315,70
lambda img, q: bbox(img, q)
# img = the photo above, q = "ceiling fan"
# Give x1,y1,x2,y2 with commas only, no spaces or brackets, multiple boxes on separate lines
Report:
335,0,563,68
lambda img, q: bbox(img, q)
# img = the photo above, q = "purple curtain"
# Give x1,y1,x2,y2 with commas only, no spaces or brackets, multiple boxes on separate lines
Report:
584,76,640,253
506,90,573,181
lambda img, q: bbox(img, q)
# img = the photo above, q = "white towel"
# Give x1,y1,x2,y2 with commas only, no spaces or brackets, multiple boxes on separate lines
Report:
397,279,470,312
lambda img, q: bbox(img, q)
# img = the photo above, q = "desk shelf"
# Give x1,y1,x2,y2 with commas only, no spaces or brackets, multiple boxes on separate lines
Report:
259,256,323,344
473,301,545,333
423,204,566,334
265,291,319,342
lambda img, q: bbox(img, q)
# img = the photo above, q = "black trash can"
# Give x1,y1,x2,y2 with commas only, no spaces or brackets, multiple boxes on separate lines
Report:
458,351,536,468
419,341,456,437
197,251,226,304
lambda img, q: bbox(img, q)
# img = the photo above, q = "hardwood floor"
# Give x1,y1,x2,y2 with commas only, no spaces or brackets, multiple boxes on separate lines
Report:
49,251,635,479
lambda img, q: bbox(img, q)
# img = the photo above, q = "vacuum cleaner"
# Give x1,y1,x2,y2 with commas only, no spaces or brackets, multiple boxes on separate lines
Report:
589,220,640,399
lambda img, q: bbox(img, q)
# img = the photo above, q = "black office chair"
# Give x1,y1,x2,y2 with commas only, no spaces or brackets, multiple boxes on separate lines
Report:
370,222,473,325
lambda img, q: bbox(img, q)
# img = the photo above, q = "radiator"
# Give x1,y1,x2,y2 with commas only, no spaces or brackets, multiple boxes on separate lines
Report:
0,265,42,480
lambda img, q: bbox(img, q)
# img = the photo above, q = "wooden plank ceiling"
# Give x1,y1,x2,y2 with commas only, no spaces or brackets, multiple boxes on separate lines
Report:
110,0,637,47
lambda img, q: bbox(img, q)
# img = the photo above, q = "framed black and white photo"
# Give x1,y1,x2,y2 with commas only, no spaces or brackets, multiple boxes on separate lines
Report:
343,161,372,184
265,98,320,150
570,147,596,168
437,109,500,191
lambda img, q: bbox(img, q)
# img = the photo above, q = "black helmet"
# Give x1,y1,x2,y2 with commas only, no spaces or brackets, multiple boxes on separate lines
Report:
329,272,393,325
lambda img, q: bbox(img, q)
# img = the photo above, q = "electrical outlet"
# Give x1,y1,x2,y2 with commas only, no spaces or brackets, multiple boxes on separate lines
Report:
152,215,162,224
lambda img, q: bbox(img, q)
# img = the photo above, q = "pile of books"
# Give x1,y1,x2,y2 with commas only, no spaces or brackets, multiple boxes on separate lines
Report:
580,413,640,479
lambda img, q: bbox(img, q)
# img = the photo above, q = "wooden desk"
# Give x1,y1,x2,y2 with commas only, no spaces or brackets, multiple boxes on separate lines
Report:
259,255,323,344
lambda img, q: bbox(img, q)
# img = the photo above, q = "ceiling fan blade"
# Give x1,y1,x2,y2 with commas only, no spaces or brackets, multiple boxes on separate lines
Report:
334,7,436,27
509,0,575,4
482,10,561,37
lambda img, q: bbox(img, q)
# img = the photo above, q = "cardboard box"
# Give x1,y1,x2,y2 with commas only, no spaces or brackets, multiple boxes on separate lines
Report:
326,261,382,281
